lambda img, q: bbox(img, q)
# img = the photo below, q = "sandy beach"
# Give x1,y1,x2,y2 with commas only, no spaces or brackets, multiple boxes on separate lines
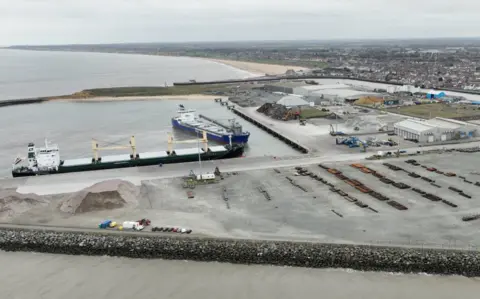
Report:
41,56,310,102
51,94,228,102
206,58,308,76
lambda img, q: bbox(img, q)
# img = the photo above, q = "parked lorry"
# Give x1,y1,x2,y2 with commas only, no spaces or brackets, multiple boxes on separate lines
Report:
122,221,145,231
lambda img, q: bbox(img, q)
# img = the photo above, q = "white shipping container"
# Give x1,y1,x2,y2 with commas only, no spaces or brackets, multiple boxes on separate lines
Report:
122,221,145,231
122,221,137,229
197,173,215,180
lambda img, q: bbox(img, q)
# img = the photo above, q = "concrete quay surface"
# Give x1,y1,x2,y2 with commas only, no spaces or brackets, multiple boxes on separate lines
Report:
1,149,480,247
2,140,479,195
233,107,310,153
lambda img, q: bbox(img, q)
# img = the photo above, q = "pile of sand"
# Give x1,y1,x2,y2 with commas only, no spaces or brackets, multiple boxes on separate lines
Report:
0,189,48,219
58,180,138,214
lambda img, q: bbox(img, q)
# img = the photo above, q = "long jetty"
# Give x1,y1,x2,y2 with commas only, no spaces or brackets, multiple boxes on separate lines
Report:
0,98,48,107
231,107,309,154
173,75,403,86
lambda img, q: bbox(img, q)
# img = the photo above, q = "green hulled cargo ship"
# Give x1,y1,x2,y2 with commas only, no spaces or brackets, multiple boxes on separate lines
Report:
11,133,244,178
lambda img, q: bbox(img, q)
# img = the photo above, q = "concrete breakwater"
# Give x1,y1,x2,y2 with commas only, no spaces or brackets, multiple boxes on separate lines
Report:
232,108,309,154
1,228,480,276
0,98,48,107
173,75,405,87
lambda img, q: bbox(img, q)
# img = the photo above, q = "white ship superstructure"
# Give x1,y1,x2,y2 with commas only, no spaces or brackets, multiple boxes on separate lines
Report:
24,139,61,172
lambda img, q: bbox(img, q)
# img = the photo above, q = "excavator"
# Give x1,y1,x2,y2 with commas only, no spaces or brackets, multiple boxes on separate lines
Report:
282,110,300,121
329,124,345,136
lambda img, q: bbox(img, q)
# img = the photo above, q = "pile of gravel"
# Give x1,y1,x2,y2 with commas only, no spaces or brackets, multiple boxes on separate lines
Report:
1,228,480,276
59,179,138,214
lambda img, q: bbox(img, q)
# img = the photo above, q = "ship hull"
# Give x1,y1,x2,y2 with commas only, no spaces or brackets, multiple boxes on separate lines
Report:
12,145,244,178
171,118,250,144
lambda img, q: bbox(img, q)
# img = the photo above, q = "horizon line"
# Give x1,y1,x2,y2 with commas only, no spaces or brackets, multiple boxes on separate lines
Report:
5,36,480,48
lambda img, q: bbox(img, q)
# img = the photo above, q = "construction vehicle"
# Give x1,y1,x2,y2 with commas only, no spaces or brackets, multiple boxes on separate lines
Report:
329,124,345,136
99,220,112,229
336,136,361,148
336,136,368,151
387,138,398,146
360,141,368,152
183,169,217,187
282,110,300,121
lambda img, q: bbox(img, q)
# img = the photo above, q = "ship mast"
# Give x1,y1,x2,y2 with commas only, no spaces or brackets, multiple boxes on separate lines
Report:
196,130,202,175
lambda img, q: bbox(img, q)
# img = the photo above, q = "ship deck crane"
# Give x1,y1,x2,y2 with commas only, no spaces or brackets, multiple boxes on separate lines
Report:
92,136,136,162
167,130,208,154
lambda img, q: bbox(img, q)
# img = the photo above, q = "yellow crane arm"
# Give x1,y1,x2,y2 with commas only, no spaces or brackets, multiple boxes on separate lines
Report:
168,131,208,153
92,136,136,162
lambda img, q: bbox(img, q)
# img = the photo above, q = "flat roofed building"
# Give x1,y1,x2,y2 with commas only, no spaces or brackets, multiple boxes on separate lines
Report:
293,84,350,96
264,82,308,94
277,95,309,107
394,117,478,143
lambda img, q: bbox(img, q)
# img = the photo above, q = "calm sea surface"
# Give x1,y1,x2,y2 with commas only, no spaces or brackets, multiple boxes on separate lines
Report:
1,251,478,299
0,49,252,101
0,100,299,177
0,49,298,177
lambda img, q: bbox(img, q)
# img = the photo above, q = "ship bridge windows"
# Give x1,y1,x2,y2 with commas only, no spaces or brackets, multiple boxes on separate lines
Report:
40,150,55,153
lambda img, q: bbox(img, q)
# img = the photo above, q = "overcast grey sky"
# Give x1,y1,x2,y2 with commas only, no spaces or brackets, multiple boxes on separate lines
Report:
0,0,478,45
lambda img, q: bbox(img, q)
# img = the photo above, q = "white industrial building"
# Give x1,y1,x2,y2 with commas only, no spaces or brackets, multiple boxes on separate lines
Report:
293,84,351,96
310,88,380,102
277,95,310,107
394,117,478,143
386,85,421,94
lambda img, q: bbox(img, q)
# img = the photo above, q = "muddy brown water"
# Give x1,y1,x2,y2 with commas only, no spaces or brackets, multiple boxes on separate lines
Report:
1,251,479,299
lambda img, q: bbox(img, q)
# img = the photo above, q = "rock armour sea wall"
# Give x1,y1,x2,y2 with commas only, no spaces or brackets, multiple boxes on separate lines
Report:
1,228,479,276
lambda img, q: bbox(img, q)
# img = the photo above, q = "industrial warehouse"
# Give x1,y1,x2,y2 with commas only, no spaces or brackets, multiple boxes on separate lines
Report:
263,82,381,105
393,117,478,143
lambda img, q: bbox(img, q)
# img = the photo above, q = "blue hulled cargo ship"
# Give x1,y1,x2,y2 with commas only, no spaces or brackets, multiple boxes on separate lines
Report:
172,105,250,144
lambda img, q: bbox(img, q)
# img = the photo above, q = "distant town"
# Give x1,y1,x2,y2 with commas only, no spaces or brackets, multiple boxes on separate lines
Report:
7,38,480,91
